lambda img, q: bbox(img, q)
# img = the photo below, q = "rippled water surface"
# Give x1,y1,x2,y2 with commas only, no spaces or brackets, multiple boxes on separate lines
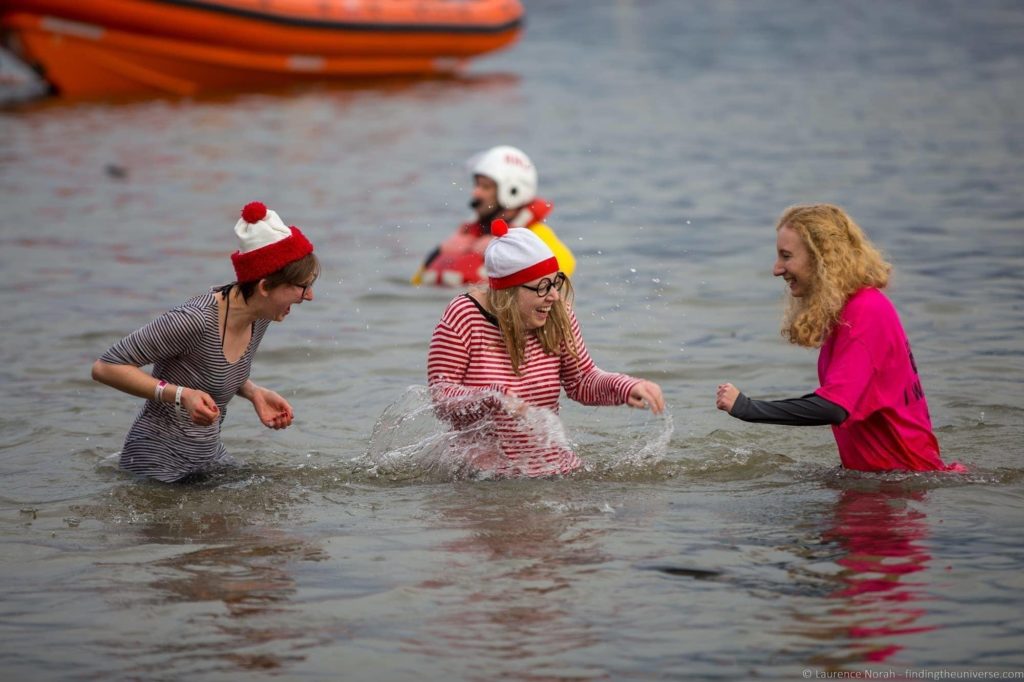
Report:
2,1,1023,679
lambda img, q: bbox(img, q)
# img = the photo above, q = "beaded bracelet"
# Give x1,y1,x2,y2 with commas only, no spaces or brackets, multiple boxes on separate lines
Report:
154,380,168,402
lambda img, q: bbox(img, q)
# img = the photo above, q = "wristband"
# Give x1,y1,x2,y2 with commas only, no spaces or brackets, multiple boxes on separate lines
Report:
174,385,185,414
154,380,168,402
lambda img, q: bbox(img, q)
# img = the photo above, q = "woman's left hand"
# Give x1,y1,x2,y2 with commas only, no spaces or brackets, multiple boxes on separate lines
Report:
716,383,740,413
628,380,665,415
252,387,294,429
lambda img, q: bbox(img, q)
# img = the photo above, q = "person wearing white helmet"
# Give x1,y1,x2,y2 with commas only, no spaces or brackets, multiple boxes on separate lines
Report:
412,145,576,286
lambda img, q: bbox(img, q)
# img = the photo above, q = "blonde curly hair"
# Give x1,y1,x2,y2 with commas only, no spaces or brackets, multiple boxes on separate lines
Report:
778,204,891,348
485,275,579,375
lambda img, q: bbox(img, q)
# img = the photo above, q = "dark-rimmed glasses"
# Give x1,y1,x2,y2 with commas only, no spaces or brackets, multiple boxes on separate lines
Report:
519,272,566,297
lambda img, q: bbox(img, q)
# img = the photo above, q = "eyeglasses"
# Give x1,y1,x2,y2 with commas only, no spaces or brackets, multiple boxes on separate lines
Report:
519,272,566,297
292,282,313,298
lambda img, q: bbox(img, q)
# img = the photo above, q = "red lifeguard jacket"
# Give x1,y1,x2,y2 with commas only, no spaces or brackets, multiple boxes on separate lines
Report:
423,199,553,286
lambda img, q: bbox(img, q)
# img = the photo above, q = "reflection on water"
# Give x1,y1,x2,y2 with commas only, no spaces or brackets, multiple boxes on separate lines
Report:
120,535,326,673
802,486,937,667
404,486,607,677
71,480,335,675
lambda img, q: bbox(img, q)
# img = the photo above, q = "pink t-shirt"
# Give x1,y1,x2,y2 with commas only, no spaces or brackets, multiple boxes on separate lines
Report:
815,288,952,472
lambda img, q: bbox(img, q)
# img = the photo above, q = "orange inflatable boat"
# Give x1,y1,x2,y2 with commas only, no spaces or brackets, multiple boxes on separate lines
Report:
0,0,524,98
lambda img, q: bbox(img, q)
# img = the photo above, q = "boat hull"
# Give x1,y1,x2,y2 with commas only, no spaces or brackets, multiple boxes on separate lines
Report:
1,0,524,97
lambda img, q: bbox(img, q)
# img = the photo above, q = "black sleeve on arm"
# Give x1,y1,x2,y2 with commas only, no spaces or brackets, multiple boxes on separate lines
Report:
729,392,848,426
422,246,441,269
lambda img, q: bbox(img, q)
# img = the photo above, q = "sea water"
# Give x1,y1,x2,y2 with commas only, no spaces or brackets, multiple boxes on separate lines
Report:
1,1,1022,679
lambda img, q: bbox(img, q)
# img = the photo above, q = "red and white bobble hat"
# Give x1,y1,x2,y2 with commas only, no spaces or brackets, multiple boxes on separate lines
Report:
230,201,314,283
484,219,559,289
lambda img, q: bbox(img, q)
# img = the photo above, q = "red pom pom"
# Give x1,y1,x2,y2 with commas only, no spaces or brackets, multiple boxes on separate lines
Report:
241,201,267,224
491,218,509,237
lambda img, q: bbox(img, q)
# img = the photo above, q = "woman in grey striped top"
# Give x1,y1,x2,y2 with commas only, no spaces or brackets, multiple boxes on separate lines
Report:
92,201,319,483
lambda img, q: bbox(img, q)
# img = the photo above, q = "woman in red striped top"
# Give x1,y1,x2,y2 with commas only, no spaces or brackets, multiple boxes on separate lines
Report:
427,220,664,478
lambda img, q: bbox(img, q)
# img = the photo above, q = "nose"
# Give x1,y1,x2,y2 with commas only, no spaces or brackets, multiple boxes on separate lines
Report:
304,287,314,302
772,258,785,277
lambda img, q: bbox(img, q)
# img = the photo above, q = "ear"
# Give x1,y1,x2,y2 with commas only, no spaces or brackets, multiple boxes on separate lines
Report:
257,279,271,297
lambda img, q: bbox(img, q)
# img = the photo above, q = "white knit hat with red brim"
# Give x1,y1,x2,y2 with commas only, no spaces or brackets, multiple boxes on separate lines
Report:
484,219,559,289
231,201,314,283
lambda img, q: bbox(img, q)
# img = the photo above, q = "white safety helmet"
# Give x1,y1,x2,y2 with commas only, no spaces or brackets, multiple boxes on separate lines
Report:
470,145,537,209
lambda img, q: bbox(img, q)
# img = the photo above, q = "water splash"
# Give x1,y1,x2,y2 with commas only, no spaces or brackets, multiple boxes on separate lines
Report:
580,410,675,476
356,386,675,482
356,385,463,480
619,409,674,465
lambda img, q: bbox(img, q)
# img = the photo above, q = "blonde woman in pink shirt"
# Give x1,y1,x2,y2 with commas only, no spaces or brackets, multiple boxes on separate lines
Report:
716,204,962,472
428,219,664,478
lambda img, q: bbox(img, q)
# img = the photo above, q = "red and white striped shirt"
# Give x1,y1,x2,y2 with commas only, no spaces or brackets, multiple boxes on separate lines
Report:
427,294,640,477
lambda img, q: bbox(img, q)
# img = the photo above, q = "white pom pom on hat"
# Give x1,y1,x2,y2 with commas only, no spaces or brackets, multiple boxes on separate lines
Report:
484,219,559,289
231,201,314,283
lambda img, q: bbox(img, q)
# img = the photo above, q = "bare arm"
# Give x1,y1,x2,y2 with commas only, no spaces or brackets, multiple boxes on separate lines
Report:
91,359,220,426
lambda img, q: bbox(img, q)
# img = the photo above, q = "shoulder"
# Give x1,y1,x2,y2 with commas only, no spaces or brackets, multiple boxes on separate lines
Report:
842,287,897,321
442,293,476,314
838,288,903,343
163,293,216,329
182,290,217,310
440,294,490,327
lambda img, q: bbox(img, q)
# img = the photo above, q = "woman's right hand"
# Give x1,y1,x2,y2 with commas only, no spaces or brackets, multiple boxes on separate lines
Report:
628,380,665,414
